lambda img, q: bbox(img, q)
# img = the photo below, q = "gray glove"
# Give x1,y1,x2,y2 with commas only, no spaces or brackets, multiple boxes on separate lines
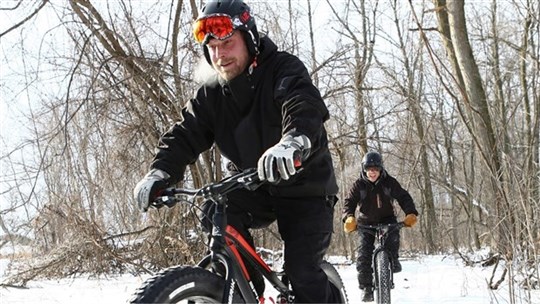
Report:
133,169,170,212
257,134,311,183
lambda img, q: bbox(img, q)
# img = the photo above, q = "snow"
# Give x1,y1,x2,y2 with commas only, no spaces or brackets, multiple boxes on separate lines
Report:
1,254,538,303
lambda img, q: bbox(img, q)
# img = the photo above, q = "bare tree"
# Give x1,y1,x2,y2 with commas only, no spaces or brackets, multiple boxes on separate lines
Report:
1,0,538,297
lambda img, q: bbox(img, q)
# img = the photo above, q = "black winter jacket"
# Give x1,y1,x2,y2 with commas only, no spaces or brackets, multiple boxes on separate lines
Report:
151,36,338,197
342,170,418,224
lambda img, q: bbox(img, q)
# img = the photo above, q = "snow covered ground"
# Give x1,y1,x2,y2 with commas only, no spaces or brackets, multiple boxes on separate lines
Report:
1,253,538,303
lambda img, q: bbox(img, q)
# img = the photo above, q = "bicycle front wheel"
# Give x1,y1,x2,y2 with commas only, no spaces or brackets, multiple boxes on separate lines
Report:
128,265,245,303
375,251,392,304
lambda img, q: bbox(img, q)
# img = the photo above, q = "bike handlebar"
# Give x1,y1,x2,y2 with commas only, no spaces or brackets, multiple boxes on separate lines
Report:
355,222,406,236
356,222,405,230
150,168,262,209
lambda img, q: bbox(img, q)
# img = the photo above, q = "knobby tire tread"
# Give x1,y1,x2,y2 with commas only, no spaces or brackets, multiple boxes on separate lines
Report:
128,265,244,303
375,251,392,304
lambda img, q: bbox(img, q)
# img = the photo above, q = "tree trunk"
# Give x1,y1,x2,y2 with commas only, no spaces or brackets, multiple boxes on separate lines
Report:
435,0,511,256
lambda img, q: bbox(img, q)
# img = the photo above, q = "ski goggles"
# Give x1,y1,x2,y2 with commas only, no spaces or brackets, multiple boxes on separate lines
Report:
193,14,236,44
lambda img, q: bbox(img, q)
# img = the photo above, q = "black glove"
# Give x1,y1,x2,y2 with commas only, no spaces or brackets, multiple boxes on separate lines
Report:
257,133,311,183
133,169,170,212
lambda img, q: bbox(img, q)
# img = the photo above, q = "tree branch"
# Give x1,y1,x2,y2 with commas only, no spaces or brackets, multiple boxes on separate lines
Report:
0,0,49,39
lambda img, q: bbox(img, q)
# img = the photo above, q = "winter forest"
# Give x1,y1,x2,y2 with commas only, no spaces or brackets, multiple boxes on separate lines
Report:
0,0,539,302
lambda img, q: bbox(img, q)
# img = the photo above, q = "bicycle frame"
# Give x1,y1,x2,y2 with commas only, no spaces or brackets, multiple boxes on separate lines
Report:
199,200,292,302
156,169,292,303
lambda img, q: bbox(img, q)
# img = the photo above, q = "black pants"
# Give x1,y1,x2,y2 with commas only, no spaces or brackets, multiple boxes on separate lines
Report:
355,219,400,289
201,188,340,303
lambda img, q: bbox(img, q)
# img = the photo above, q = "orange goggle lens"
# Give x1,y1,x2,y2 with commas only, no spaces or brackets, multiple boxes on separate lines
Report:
193,15,235,43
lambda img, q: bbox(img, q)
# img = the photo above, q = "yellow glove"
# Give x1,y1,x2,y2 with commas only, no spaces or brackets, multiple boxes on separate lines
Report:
344,216,357,233
403,214,417,227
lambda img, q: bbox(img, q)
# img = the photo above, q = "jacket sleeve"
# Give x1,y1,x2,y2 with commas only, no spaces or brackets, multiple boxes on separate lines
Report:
272,53,329,153
389,177,418,216
150,88,215,183
342,179,362,221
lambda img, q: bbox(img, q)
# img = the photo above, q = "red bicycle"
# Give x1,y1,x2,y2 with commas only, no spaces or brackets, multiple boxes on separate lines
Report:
129,168,348,303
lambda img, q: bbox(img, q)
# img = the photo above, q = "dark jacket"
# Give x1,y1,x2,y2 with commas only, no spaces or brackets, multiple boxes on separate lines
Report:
151,36,338,197
342,170,418,224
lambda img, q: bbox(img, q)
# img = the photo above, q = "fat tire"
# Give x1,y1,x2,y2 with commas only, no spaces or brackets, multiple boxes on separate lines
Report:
128,265,244,303
321,261,349,304
375,251,392,304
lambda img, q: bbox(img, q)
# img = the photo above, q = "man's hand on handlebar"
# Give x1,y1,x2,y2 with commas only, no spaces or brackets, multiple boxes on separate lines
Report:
343,215,357,233
133,169,170,212
257,133,311,184
403,214,418,227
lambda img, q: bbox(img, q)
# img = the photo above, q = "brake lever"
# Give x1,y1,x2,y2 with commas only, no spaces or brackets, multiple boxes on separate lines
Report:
238,169,263,191
151,195,176,209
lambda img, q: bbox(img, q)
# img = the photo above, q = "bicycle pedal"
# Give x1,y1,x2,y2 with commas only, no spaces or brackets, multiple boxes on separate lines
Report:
275,295,292,304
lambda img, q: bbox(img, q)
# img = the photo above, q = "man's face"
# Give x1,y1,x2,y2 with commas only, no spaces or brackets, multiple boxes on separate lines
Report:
206,31,250,81
365,167,381,182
